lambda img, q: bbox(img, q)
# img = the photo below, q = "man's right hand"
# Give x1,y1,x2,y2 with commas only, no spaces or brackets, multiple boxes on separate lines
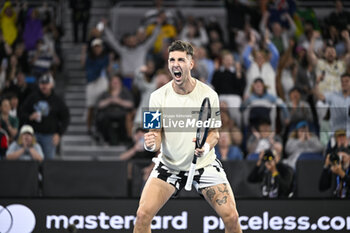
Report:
29,112,40,121
144,132,157,150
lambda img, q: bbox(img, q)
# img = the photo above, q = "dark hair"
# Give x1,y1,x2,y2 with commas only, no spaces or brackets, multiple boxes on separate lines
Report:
341,73,350,79
168,40,194,58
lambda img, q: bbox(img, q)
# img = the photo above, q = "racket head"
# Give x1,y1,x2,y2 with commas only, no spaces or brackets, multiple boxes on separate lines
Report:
196,97,211,148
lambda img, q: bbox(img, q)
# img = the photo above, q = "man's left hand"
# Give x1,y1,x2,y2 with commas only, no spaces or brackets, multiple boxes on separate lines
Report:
192,138,210,157
331,164,346,178
52,133,60,146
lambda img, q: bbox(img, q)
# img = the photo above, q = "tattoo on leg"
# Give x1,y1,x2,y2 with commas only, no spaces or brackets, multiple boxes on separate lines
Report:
205,187,216,202
216,196,227,206
218,184,229,195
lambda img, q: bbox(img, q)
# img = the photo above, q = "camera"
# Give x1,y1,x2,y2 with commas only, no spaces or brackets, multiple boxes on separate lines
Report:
262,149,275,162
329,151,340,165
329,146,349,165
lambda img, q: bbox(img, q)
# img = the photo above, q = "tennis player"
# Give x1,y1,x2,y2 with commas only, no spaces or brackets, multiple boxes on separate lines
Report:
133,40,242,233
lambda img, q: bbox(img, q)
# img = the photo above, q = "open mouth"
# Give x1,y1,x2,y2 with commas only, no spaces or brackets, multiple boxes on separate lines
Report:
173,71,182,78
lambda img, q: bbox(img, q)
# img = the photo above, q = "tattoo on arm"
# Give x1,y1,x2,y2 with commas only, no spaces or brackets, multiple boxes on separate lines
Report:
218,184,229,195
216,196,228,205
205,187,216,202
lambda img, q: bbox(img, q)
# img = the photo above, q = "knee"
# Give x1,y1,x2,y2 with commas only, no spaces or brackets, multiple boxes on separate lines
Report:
222,210,240,228
135,208,153,226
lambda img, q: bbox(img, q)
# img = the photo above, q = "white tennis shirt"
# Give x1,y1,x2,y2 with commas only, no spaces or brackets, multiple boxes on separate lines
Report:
149,79,222,171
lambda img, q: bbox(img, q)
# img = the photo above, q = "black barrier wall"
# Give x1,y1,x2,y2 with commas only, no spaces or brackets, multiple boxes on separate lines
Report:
0,199,349,233
0,160,336,198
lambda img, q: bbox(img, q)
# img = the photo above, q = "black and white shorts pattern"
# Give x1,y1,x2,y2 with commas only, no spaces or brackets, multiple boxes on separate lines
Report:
149,158,229,197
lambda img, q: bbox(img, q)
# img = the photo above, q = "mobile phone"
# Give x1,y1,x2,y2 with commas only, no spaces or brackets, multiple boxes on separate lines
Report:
97,22,104,32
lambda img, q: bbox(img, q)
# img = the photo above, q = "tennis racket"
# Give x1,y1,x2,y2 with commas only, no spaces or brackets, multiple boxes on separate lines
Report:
185,97,211,191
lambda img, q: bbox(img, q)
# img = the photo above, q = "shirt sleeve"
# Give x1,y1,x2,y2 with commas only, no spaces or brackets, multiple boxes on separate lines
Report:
34,143,44,159
210,92,222,129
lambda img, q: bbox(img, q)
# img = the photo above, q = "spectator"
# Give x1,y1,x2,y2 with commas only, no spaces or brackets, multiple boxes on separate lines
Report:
206,17,225,45
120,127,156,180
248,149,294,198
0,31,13,66
6,55,19,85
6,124,43,161
179,17,208,48
298,21,323,55
195,46,215,83
276,39,297,101
246,118,283,156
235,21,262,58
207,40,223,69
319,128,350,198
20,73,70,159
191,49,209,83
287,87,313,125
316,73,350,137
212,51,245,126
220,101,242,147
0,1,18,46
0,98,18,141
243,30,279,97
284,121,323,169
308,30,350,94
2,71,33,108
0,126,8,159
259,11,296,54
323,23,348,59
325,0,350,32
69,0,91,43
133,67,171,130
215,131,243,161
8,94,18,118
13,42,30,74
295,44,317,103
145,10,177,55
95,74,134,145
266,0,297,28
119,127,155,161
240,78,289,130
119,127,157,187
103,16,163,84
29,38,59,78
225,0,257,51
22,8,43,51
81,38,110,134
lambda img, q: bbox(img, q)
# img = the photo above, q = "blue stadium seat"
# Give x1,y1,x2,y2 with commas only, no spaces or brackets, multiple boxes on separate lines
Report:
298,152,323,160
246,153,259,160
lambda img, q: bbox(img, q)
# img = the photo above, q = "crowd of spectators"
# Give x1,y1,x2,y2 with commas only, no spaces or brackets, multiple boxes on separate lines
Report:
87,0,349,198
1,0,350,198
0,1,68,160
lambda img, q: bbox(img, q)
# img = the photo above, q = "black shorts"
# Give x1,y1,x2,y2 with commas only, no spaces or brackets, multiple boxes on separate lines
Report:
149,158,229,197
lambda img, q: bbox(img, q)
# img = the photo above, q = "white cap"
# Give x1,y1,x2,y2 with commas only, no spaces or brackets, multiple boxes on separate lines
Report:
91,38,103,47
20,125,34,135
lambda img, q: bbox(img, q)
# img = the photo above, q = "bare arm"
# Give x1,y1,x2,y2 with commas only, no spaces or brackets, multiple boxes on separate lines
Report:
259,11,269,35
206,128,220,150
194,128,219,157
307,31,319,67
341,30,350,57
28,147,43,162
314,81,326,101
284,13,297,36
6,147,26,160
80,44,87,67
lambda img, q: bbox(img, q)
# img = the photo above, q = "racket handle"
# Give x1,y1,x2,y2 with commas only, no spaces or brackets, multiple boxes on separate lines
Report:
185,162,196,191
